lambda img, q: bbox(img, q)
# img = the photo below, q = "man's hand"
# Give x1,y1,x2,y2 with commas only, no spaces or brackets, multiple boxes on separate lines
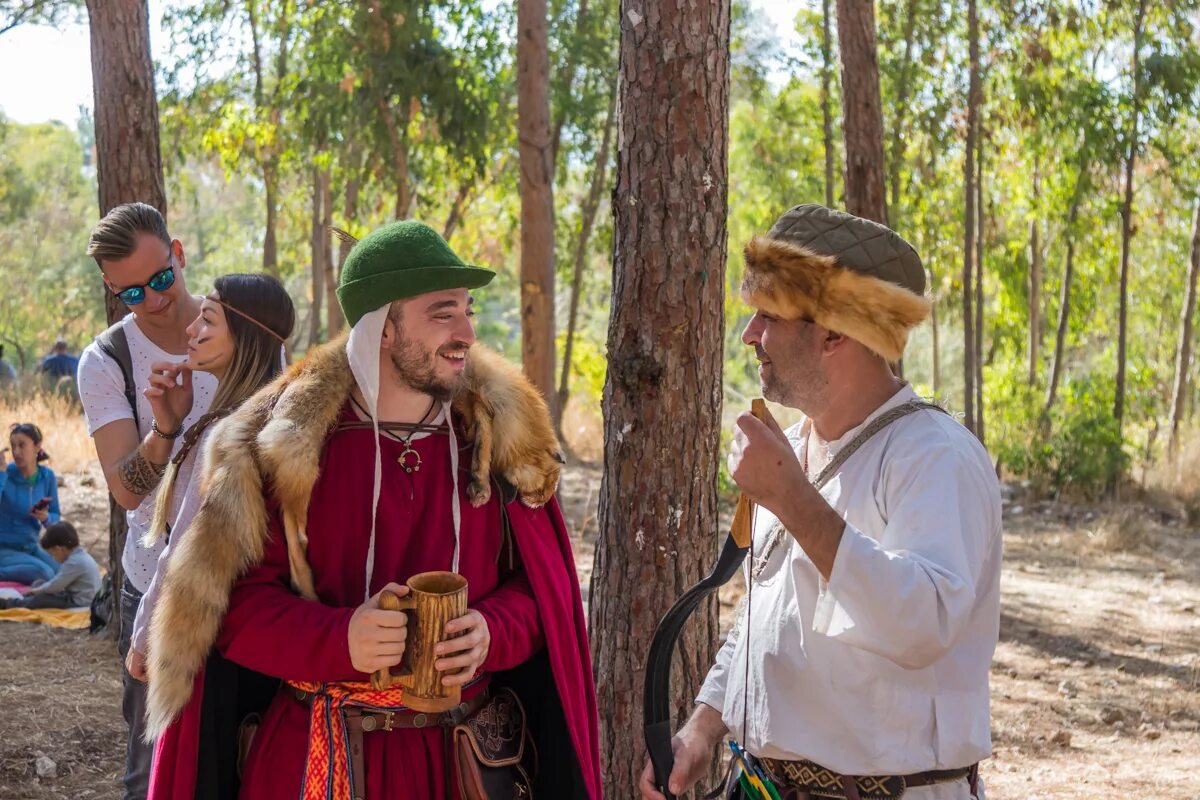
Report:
727,405,804,511
126,648,148,682
436,610,491,686
144,361,194,435
638,704,727,799
348,583,410,674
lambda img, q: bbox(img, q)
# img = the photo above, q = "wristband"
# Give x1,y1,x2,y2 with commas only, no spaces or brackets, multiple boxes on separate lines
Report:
152,420,184,440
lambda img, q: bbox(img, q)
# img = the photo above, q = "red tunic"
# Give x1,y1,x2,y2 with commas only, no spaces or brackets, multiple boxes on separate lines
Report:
147,408,601,799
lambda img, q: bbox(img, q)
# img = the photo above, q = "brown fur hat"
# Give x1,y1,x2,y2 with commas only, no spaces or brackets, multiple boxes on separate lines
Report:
741,205,931,361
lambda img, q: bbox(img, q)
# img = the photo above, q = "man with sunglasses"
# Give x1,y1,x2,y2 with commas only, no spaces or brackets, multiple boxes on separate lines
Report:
77,202,218,800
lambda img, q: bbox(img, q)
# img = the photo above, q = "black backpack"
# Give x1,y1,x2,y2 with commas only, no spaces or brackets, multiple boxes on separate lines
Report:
89,573,113,634
93,320,140,431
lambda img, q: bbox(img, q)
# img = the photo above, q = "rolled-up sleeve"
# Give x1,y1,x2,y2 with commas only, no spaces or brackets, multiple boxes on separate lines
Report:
812,438,1000,670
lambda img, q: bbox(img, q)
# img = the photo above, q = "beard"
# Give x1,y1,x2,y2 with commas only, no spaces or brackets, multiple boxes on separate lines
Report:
388,334,469,400
756,344,827,412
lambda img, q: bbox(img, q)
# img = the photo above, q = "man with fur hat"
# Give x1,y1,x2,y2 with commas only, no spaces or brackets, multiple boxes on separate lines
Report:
640,205,1001,800
144,221,601,799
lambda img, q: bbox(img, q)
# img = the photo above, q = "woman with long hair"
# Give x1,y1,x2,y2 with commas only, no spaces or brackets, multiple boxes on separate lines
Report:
0,423,62,584
125,273,294,799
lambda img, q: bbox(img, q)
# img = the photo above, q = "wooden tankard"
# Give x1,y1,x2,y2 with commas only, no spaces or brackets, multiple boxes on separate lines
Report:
371,571,469,712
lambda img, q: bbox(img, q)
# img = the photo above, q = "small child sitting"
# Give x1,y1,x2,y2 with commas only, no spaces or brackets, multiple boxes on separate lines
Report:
0,521,100,610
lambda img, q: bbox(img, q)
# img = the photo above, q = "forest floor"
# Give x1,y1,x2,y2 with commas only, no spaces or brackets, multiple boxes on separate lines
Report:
2,463,1197,799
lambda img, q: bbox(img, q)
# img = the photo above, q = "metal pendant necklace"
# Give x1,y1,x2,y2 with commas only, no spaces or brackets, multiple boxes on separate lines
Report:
350,395,439,474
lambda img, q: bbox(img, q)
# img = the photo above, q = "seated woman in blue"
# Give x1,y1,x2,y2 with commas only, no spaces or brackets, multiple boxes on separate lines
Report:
0,423,61,584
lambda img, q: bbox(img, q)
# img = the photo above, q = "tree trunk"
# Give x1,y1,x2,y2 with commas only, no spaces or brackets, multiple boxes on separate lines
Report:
821,0,836,207
339,160,362,275
1114,0,1146,458
591,0,730,793
443,183,472,241
517,0,558,421
1043,190,1082,423
886,0,919,215
381,98,411,220
1168,199,1200,461
1029,162,1042,385
549,0,591,165
322,169,343,335
263,164,279,275
309,168,324,347
961,0,979,436
557,87,616,436
974,115,985,446
931,295,940,396
86,0,166,640
836,0,888,224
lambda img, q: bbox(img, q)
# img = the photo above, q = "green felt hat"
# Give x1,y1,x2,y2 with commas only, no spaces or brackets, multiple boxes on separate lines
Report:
336,221,495,327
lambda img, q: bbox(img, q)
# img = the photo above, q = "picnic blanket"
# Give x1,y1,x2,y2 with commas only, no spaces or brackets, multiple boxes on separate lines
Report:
0,606,92,629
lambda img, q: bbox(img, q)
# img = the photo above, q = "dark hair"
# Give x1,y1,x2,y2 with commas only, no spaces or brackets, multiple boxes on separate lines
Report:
207,273,296,414
10,423,49,462
87,203,170,268
40,521,79,550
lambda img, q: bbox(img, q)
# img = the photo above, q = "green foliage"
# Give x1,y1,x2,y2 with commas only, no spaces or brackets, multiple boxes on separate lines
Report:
990,367,1128,500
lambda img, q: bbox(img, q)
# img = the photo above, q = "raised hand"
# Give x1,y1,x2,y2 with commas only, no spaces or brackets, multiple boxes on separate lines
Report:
144,361,194,435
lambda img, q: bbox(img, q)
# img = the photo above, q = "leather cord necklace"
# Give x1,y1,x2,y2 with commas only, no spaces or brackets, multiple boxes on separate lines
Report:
349,395,439,474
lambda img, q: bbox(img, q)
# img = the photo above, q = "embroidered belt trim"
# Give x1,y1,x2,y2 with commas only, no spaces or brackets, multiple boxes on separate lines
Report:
758,756,972,800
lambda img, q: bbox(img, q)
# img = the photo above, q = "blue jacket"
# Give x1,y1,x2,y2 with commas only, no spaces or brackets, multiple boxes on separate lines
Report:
0,463,61,550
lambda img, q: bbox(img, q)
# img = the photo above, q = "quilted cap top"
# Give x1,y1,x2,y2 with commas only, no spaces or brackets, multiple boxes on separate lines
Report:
767,204,925,296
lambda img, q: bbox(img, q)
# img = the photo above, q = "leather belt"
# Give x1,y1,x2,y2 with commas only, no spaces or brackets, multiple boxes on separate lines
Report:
758,756,975,800
289,686,487,800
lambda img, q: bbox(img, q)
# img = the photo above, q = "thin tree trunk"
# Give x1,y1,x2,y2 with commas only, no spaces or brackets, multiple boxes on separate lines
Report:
85,0,166,638
443,183,472,241
591,0,730,792
549,0,590,164
557,88,616,436
1168,199,1200,461
517,0,558,421
1114,0,1146,454
974,121,985,446
821,0,836,207
1043,184,1084,423
961,0,979,436
380,98,411,220
931,295,940,396
322,169,343,335
836,0,888,224
886,0,919,215
263,165,279,275
338,154,363,275
309,168,324,347
1029,161,1042,385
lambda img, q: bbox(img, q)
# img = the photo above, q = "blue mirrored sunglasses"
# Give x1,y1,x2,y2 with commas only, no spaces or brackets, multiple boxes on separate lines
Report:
114,265,176,306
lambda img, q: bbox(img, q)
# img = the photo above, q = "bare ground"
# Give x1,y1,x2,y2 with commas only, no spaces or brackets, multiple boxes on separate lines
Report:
2,464,1197,799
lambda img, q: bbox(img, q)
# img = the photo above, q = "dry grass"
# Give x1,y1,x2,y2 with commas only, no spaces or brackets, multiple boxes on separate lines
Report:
0,390,96,475
1089,506,1153,553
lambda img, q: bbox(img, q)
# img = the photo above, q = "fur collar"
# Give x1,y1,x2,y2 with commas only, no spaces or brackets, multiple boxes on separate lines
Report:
146,337,561,737
741,235,931,362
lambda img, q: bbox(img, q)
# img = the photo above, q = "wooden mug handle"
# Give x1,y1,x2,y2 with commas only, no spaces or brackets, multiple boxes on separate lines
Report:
371,589,417,691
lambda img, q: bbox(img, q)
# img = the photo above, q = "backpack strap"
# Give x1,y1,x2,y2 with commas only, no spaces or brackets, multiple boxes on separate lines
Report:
94,320,140,436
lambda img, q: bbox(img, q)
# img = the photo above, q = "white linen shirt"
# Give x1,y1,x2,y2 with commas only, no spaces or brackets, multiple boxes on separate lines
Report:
697,385,1002,787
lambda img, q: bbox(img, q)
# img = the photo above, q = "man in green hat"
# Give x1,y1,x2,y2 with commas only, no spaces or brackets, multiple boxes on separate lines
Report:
144,221,601,799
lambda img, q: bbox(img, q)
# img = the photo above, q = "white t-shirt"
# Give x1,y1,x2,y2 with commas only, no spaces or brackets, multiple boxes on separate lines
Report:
78,312,217,594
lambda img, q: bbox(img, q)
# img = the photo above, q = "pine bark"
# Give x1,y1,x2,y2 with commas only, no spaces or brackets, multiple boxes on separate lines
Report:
836,0,888,224
517,0,558,420
1168,200,1200,460
86,0,167,639
591,0,730,792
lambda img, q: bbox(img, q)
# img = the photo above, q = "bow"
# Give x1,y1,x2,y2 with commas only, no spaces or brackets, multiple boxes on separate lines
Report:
643,399,765,800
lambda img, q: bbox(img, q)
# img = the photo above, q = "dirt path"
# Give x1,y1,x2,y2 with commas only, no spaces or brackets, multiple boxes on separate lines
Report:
2,466,1197,798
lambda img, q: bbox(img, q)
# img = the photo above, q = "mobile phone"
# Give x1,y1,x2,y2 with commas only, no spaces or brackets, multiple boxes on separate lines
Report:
33,497,50,512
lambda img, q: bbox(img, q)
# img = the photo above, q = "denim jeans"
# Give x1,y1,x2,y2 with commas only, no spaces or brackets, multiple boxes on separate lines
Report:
119,579,153,800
